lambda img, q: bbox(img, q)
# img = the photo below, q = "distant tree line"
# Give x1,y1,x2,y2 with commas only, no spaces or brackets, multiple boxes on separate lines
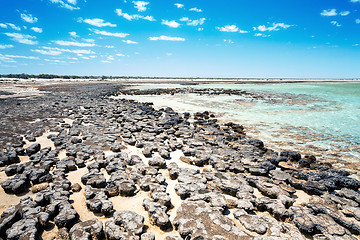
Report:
0,73,204,80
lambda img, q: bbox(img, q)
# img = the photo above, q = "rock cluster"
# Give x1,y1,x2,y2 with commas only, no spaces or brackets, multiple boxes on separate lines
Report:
0,83,359,240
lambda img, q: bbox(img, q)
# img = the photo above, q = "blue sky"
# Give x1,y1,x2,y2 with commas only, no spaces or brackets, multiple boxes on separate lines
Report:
0,0,360,78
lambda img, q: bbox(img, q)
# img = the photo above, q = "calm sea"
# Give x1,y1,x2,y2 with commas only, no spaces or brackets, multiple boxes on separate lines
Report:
120,82,360,170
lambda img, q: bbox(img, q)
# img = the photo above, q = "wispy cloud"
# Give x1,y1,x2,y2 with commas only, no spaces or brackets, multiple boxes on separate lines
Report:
0,23,21,31
149,35,185,41
254,33,270,37
54,40,95,47
2,54,39,60
350,0,360,2
224,39,234,44
180,17,205,26
4,33,38,45
90,29,129,38
255,23,292,31
331,21,342,27
162,20,180,28
49,0,79,10
105,45,114,48
20,13,38,23
31,27,43,33
0,44,14,49
320,9,337,17
340,11,350,16
80,18,117,27
356,19,360,24
217,25,247,33
43,46,95,55
69,31,78,38
115,9,155,21
174,3,184,8
217,25,238,32
67,0,77,4
31,49,62,55
123,40,138,44
133,1,149,12
189,7,202,12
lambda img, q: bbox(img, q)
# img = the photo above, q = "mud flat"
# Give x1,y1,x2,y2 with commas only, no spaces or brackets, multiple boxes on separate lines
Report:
0,81,360,240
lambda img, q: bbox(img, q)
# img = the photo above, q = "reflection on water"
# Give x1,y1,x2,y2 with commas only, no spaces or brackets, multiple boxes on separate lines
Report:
119,82,360,173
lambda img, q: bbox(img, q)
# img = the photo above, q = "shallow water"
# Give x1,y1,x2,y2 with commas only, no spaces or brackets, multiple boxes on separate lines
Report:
120,82,360,171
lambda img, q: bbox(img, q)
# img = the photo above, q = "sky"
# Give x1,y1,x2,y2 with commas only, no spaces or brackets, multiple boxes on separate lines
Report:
0,0,360,78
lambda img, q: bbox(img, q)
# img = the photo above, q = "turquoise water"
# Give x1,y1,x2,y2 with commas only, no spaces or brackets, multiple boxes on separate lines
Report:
122,82,360,163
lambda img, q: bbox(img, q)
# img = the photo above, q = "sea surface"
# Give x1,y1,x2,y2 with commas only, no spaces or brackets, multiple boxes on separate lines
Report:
120,82,360,172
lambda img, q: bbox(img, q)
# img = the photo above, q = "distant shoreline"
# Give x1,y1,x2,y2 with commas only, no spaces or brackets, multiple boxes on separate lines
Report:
0,77,359,85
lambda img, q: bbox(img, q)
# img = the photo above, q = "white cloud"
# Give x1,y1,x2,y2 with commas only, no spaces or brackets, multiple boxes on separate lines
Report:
31,49,62,55
83,38,95,43
162,20,180,28
4,33,38,45
143,16,155,21
180,17,205,26
198,27,203,31
356,19,360,24
90,29,129,38
133,1,149,12
0,23,21,30
102,60,111,63
69,31,78,38
3,54,39,60
107,56,115,61
67,0,76,4
0,44,14,49
81,18,116,27
116,53,126,56
54,40,95,47
340,11,350,16
8,23,21,31
105,45,114,48
149,35,185,41
115,9,155,21
175,3,184,8
224,39,234,44
350,0,360,2
217,25,239,32
321,9,337,17
254,33,270,37
189,7,202,12
43,46,95,55
20,13,38,23
31,27,43,33
331,21,342,27
49,0,80,10
123,40,138,44
256,23,292,32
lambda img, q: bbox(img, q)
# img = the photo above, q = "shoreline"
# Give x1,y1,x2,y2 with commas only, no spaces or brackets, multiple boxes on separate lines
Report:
1,77,360,85
0,81,360,239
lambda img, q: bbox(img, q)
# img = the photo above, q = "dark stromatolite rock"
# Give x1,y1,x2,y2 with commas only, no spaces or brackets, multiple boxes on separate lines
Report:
173,200,250,239
114,210,144,235
254,197,292,220
26,143,41,156
148,156,166,169
1,174,28,194
143,198,171,230
54,205,79,229
69,218,103,239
